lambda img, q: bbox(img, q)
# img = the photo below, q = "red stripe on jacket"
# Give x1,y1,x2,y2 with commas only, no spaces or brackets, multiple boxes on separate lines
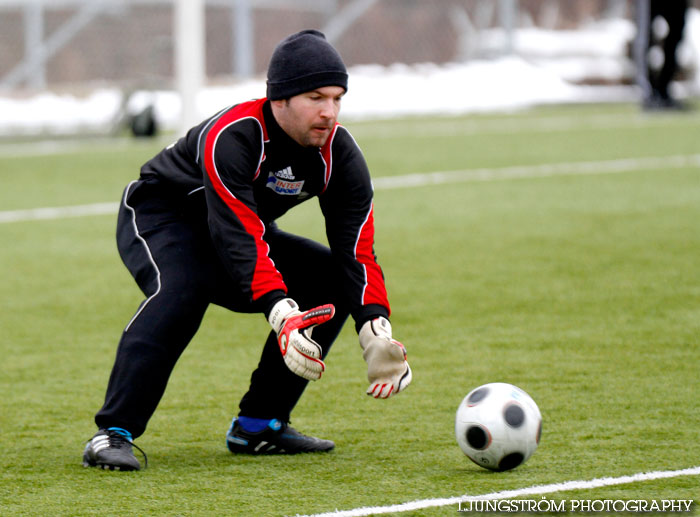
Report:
319,124,339,193
203,99,286,300
355,203,390,312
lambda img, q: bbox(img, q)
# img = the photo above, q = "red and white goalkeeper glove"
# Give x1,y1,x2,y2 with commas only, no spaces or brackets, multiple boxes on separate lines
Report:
268,298,335,381
359,317,412,398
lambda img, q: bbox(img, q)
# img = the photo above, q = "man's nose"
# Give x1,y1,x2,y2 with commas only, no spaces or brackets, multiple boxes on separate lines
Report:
319,99,338,118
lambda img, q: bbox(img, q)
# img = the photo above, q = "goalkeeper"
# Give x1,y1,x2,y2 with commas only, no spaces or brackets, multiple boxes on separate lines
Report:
82,30,412,471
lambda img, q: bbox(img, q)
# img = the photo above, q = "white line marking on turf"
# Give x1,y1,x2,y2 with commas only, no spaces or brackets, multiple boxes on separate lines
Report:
350,111,700,139
0,202,118,223
372,153,700,190
294,466,700,517
0,136,172,158
1,154,699,224
4,112,697,158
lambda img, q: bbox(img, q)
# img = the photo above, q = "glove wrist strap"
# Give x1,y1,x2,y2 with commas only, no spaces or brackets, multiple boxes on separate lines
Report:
268,298,299,332
359,316,392,350
370,316,392,339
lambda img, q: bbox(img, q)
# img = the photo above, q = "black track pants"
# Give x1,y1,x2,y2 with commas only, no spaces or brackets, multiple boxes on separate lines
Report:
635,0,688,99
650,0,688,99
94,180,349,438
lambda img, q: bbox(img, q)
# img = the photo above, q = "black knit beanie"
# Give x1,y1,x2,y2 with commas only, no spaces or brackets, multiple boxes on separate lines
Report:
266,30,348,101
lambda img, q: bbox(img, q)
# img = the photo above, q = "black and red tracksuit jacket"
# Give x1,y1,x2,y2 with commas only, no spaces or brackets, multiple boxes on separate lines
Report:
138,98,390,327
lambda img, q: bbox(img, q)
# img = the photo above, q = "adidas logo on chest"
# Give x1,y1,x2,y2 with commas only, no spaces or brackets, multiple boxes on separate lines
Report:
266,166,304,195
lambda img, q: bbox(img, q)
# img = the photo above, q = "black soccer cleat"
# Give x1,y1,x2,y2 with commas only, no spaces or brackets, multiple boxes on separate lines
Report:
226,418,335,455
82,427,147,471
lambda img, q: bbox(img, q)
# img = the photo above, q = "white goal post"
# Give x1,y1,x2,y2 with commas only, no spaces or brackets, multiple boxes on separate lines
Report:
174,0,205,136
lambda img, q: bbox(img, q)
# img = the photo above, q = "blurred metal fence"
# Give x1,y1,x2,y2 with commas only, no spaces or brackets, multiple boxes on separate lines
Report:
0,0,652,93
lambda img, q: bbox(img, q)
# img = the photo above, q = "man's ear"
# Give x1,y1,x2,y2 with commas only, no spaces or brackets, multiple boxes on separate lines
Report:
270,99,289,109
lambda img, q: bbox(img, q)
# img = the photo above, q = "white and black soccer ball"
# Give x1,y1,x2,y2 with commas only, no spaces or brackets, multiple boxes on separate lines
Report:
455,382,542,471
